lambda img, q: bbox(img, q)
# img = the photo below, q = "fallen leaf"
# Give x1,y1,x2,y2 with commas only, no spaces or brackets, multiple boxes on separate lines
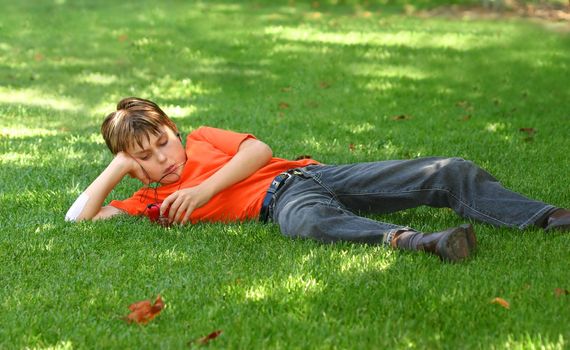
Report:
519,127,536,142
349,143,355,152
519,127,536,136
281,86,292,93
490,297,510,309
190,330,223,346
278,102,290,109
554,288,570,297
124,295,164,324
461,115,471,121
34,53,44,62
456,100,470,108
404,4,416,14
308,12,322,19
391,114,412,121
319,81,331,89
305,100,319,108
295,154,312,160
118,34,129,42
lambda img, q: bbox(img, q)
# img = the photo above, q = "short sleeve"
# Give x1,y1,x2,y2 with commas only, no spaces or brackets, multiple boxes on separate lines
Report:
189,126,255,156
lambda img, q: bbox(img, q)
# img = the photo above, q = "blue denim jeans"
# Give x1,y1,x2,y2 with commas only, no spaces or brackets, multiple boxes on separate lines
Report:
269,157,555,244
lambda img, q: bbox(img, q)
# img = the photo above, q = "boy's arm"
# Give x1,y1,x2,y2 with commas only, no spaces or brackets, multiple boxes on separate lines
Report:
162,138,272,224
66,152,142,221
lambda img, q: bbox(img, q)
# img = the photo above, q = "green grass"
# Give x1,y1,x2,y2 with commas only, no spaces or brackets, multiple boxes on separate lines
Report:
1,0,569,349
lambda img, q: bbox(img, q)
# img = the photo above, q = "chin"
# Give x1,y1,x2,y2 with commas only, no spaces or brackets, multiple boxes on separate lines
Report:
159,172,180,185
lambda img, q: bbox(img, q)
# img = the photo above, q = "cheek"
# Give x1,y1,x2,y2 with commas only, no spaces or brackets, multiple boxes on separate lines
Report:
141,161,161,175
168,144,186,160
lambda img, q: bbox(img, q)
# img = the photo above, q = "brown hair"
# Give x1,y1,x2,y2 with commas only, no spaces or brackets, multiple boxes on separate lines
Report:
101,97,178,154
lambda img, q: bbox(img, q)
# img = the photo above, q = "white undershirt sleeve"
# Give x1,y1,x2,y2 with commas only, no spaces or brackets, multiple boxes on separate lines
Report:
65,192,90,222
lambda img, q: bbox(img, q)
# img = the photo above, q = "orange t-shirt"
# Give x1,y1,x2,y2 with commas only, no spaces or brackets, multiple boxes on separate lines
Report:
109,126,319,223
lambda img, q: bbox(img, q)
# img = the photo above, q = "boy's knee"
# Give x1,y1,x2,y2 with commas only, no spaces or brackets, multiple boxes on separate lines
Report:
440,157,496,182
441,157,473,173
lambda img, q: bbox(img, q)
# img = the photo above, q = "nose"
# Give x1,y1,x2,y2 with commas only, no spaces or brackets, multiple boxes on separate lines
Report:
156,150,167,163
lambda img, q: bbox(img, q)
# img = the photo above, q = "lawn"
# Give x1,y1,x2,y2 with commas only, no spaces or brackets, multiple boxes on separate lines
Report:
1,0,569,349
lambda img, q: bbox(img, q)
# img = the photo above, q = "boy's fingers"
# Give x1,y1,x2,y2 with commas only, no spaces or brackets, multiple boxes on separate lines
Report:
160,199,169,216
167,199,181,222
161,194,176,216
174,206,183,223
175,204,193,223
181,211,192,225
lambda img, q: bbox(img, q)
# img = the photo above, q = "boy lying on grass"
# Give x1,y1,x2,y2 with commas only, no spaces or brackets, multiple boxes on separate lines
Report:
66,97,570,263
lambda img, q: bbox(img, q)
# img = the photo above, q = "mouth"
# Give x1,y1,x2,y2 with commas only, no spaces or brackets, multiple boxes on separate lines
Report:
164,163,182,175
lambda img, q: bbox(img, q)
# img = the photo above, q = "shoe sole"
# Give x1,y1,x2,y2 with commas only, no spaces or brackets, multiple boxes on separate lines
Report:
460,224,477,253
545,217,570,233
437,226,473,263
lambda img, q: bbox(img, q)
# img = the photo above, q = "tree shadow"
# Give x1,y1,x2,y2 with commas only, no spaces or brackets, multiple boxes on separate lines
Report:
1,1,569,348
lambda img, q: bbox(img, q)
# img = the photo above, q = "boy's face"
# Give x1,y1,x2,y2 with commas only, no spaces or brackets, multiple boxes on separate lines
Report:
127,126,186,184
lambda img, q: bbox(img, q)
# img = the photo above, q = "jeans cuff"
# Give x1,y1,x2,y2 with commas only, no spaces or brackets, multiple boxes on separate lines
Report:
383,227,415,247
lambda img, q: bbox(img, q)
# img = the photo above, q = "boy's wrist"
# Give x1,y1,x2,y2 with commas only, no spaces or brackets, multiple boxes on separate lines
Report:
195,180,217,202
111,152,136,177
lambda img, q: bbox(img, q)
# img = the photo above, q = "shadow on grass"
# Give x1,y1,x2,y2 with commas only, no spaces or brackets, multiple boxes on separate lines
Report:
1,0,569,348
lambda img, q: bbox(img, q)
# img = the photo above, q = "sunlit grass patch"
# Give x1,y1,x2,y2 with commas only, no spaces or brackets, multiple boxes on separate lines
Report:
0,0,569,349
0,87,82,112
264,23,507,50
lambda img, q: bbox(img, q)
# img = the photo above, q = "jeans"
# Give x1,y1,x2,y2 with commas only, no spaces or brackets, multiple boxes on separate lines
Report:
269,157,555,244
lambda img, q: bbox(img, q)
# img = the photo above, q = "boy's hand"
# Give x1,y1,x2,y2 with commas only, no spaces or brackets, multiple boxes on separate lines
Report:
115,152,150,185
161,185,214,224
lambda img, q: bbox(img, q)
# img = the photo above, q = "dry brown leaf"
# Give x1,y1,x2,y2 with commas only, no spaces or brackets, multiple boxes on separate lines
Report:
519,127,536,142
308,12,322,19
278,102,290,109
295,154,312,160
124,295,164,324
519,127,536,136
490,297,510,309
305,100,319,108
118,34,129,42
554,288,570,297
34,53,44,62
189,330,223,346
319,81,331,89
198,330,223,345
456,100,470,108
391,114,412,121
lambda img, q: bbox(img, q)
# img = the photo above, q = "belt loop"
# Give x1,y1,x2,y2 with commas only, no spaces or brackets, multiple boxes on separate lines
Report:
260,170,298,223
